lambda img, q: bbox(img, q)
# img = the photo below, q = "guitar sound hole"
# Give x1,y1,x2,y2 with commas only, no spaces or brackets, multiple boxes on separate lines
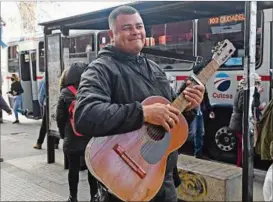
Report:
147,125,166,141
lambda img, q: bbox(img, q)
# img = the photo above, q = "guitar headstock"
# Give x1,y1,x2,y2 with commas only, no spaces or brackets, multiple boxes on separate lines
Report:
212,39,236,66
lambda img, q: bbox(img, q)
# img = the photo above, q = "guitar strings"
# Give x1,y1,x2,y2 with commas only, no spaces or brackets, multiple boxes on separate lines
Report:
138,62,216,158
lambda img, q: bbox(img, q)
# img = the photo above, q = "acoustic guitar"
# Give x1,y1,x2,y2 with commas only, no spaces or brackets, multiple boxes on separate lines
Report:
85,40,236,202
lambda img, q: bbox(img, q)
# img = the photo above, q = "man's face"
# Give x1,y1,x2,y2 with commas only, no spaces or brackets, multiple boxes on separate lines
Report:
109,13,146,55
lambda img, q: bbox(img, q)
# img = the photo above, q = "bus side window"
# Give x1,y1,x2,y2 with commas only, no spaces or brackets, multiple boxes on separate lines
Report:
8,45,19,73
68,34,95,63
38,41,45,73
98,31,111,51
145,20,194,70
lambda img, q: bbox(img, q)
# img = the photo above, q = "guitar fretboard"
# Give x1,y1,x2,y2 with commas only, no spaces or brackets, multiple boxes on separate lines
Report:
171,60,219,112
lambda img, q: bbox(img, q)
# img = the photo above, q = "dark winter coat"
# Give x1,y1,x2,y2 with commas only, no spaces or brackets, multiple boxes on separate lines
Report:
8,81,24,96
229,87,261,132
74,45,197,201
229,88,244,132
56,62,89,154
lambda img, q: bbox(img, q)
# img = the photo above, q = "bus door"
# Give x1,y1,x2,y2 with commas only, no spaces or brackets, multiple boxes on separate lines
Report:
19,50,33,114
29,50,42,119
6,45,19,107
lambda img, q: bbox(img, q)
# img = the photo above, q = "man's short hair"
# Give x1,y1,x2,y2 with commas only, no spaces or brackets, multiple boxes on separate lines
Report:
108,5,139,29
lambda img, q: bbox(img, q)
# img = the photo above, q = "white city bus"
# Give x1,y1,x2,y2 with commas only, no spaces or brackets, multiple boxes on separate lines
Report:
142,10,272,164
6,36,45,119
5,30,105,119
95,10,273,164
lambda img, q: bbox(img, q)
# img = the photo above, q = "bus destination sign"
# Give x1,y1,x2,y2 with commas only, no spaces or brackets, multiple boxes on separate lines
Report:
209,14,245,25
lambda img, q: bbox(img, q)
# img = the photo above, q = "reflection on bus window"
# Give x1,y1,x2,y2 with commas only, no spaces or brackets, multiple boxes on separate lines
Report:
69,34,94,54
98,31,111,50
38,42,45,72
145,21,194,70
197,12,263,68
68,34,95,63
8,45,19,73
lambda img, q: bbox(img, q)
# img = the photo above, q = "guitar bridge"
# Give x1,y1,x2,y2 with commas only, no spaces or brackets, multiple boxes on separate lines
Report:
113,144,147,179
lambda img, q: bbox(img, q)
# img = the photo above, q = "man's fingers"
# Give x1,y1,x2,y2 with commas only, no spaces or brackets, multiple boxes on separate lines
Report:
166,117,176,128
168,112,179,124
184,91,200,103
166,104,180,115
184,87,203,97
162,121,171,133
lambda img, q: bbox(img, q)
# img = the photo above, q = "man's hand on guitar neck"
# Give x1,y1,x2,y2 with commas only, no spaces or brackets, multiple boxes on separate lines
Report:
142,82,205,132
183,80,205,111
142,103,180,132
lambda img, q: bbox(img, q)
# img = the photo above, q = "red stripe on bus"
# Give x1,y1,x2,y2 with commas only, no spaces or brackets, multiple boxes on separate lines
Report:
176,76,188,81
6,76,43,80
237,75,271,81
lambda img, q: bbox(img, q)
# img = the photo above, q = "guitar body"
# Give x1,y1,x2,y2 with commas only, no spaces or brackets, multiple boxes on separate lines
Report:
85,96,188,201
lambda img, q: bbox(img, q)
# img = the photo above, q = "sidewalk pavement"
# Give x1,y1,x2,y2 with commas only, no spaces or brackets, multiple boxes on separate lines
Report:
0,112,267,201
0,113,91,201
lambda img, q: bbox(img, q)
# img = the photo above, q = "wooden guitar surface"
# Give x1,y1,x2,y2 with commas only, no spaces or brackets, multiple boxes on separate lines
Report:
85,96,188,201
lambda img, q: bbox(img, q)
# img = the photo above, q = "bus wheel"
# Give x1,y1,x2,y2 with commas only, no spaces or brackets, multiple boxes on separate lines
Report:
215,127,236,152
206,124,237,164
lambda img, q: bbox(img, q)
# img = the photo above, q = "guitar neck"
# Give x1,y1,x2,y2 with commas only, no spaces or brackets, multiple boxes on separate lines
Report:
171,60,220,112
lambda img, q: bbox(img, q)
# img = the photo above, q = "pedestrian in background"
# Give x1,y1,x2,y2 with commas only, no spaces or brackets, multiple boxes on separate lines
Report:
33,75,59,149
7,74,24,124
0,93,12,162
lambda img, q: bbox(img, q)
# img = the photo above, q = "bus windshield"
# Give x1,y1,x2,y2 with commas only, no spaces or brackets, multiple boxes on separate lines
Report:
198,12,263,68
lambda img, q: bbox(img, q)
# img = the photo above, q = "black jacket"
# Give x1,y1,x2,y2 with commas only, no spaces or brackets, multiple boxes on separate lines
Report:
8,81,24,96
74,45,196,171
56,62,89,154
229,86,261,132
201,89,213,115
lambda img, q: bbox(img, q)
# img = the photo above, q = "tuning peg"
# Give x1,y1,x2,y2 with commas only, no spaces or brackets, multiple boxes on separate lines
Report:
211,48,216,53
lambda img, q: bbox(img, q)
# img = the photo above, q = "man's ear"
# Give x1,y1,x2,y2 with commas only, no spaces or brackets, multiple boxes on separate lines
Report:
108,30,114,42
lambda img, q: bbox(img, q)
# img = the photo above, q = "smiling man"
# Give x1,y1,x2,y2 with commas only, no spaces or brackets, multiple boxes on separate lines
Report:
74,5,205,202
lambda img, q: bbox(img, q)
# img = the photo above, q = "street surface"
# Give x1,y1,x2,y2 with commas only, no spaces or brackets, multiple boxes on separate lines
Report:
1,113,91,201
0,112,267,201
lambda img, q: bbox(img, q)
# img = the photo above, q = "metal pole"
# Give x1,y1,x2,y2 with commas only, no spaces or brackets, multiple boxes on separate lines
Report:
44,29,55,164
0,1,2,123
242,1,257,202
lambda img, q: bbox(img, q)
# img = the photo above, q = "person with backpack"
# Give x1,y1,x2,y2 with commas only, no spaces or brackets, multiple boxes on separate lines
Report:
56,62,106,202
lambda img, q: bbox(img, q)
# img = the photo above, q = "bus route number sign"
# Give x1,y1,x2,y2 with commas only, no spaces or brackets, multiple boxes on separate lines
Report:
209,14,245,25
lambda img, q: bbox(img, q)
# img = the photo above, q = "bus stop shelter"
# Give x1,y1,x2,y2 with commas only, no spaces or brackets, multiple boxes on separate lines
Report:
39,1,273,202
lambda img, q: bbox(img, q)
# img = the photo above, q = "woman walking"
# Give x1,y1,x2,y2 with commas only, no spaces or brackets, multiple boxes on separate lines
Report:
7,74,24,124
